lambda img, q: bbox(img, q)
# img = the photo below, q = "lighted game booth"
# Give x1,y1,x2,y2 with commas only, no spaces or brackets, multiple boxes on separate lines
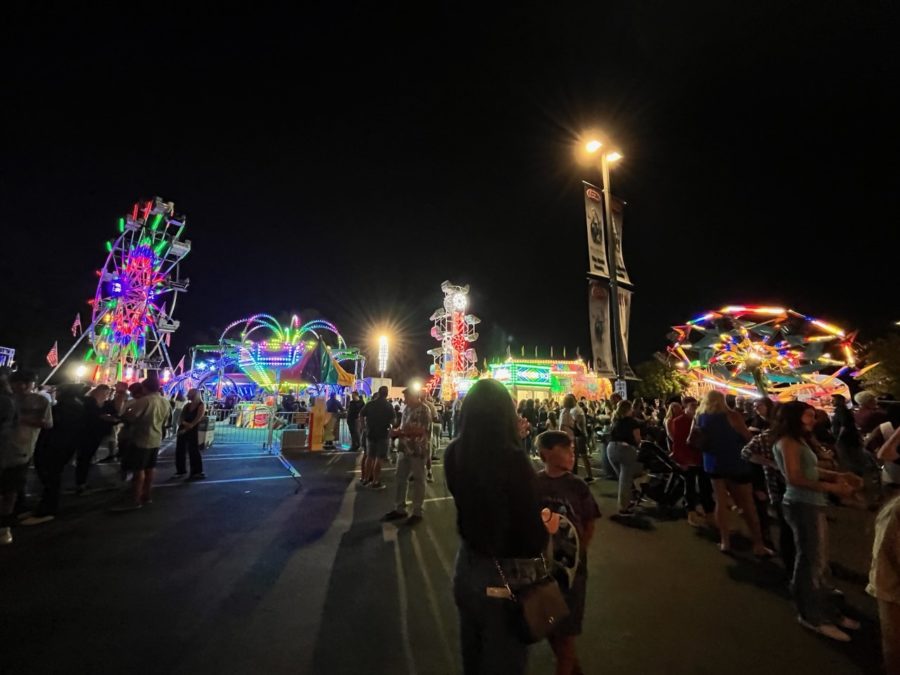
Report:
488,358,612,403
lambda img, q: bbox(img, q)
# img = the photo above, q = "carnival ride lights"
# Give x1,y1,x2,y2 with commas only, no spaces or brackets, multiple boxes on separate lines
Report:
668,305,870,402
217,313,358,393
64,197,190,384
426,281,480,400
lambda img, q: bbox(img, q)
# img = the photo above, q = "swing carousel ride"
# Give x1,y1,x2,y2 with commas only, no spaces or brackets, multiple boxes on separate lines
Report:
668,305,874,405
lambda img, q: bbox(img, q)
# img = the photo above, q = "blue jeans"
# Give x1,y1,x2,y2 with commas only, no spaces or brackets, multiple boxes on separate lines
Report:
606,442,641,510
783,502,840,625
453,545,540,675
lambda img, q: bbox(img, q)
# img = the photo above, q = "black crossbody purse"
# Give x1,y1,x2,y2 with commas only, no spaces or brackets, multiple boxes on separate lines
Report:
492,556,570,644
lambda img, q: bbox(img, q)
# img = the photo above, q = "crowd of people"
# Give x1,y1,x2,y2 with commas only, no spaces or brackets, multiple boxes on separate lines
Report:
0,368,208,544
4,366,899,673
360,381,900,675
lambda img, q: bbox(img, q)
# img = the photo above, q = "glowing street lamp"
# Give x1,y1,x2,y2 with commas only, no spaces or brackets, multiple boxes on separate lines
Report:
378,335,389,379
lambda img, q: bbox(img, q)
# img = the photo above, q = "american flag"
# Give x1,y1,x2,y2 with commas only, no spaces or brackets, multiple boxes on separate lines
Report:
71,313,82,337
46,341,59,367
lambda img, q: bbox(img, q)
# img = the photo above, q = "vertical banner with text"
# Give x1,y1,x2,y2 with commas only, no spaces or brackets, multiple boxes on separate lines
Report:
609,197,632,286
617,287,636,379
588,280,616,378
583,182,610,278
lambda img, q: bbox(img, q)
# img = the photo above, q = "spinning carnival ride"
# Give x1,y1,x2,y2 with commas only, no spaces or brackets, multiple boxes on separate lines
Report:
426,281,480,400
668,305,866,404
48,197,191,384
167,314,361,397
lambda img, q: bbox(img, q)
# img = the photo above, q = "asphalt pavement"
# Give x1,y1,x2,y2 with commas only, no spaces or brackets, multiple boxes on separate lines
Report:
0,438,885,674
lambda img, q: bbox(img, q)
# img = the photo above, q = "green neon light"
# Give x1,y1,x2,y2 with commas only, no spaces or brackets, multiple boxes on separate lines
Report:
118,218,125,233
154,240,168,255
151,213,163,231
85,348,94,360
105,241,112,252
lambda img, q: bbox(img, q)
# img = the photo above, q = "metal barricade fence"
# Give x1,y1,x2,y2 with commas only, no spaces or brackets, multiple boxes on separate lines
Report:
208,403,275,447
206,404,351,451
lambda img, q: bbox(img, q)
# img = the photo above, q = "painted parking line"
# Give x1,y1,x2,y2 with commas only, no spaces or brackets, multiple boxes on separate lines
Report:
155,475,295,488
156,454,277,462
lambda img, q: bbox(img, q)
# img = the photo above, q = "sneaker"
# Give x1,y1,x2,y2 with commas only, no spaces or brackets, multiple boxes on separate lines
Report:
405,514,423,526
171,473,187,480
370,481,387,490
381,509,408,522
584,477,595,484
797,617,851,642
0,527,12,545
426,471,434,483
21,514,55,527
358,479,371,487
188,473,207,481
687,512,706,528
16,511,34,521
838,616,861,631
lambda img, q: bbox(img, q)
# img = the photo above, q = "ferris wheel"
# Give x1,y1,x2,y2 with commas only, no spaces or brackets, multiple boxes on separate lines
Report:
82,197,191,383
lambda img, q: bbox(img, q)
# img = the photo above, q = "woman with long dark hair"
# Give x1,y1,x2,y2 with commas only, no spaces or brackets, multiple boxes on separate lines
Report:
772,401,862,642
445,379,548,675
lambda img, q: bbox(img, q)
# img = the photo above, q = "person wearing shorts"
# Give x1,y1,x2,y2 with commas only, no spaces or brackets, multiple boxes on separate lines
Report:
697,390,772,556
114,377,171,511
360,386,394,490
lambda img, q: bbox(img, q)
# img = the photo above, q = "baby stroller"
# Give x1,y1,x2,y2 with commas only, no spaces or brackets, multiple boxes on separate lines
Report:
636,440,685,511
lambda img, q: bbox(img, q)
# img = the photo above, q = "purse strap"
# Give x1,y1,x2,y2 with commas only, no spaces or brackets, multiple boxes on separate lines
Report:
493,555,549,601
493,559,517,601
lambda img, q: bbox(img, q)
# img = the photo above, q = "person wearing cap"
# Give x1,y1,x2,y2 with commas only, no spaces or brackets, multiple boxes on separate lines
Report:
382,387,432,525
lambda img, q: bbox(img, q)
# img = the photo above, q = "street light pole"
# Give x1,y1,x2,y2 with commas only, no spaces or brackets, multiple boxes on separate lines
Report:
600,151,623,382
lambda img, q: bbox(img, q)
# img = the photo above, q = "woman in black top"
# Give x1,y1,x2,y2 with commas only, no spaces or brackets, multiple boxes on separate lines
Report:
606,400,643,515
445,379,548,675
174,389,206,479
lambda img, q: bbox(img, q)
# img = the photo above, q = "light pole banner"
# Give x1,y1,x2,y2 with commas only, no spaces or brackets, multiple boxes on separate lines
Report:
588,280,616,378
610,197,632,287
583,181,610,279
617,287,636,379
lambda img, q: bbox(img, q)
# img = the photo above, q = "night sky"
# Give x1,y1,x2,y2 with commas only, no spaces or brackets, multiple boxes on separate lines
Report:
2,5,898,383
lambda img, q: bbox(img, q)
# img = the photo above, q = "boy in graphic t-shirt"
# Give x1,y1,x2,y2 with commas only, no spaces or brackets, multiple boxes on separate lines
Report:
535,430,601,675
